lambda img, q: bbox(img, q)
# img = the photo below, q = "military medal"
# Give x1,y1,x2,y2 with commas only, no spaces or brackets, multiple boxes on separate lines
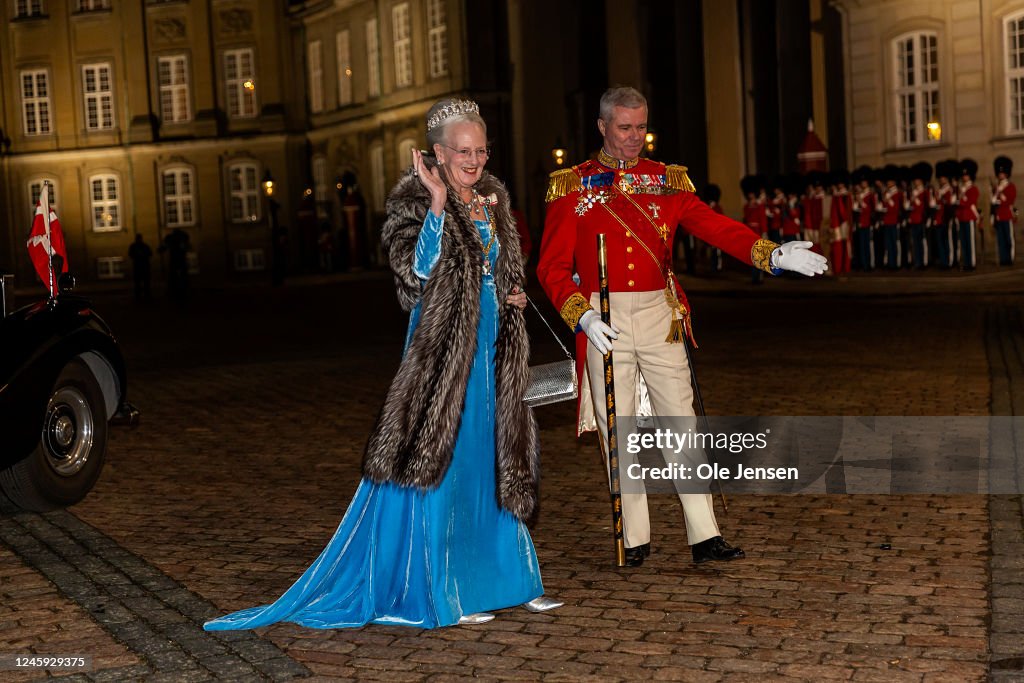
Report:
576,190,609,216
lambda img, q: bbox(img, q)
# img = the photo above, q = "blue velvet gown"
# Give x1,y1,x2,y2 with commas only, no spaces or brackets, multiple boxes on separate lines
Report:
204,210,543,631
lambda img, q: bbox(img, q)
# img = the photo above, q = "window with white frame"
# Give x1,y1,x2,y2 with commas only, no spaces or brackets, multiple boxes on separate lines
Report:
77,0,109,10
427,0,448,78
16,1,44,18
1006,13,1024,134
366,18,381,97
224,48,257,118
369,143,386,212
392,3,412,88
308,40,323,113
82,63,115,131
893,32,940,146
90,174,121,232
28,180,58,213
312,156,328,218
158,55,191,123
228,163,260,222
336,29,352,106
96,257,126,280
162,167,195,227
21,70,51,135
234,249,266,271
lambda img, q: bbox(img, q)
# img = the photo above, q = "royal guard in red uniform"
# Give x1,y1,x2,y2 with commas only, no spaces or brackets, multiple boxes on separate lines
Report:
700,183,725,272
781,173,803,243
933,160,957,268
537,87,827,567
956,158,980,270
907,162,932,269
991,156,1016,266
877,165,903,270
898,166,914,268
851,166,875,271
829,169,852,274
803,172,826,255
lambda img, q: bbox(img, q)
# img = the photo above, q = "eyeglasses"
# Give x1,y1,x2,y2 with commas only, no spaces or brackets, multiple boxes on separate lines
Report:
442,144,491,160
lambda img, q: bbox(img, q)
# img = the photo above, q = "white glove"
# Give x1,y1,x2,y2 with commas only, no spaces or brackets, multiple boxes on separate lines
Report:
579,309,619,355
771,241,828,276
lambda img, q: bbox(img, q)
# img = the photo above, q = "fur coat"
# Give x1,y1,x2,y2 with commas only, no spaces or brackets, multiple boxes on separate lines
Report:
362,165,540,524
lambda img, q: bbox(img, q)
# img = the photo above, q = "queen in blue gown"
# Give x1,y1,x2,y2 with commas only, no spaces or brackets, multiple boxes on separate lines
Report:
205,99,558,631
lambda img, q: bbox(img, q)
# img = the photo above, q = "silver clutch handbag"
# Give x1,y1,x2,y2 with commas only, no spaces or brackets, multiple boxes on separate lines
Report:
524,295,578,407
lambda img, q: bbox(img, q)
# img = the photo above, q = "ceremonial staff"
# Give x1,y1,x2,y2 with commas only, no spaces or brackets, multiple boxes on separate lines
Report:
597,233,626,567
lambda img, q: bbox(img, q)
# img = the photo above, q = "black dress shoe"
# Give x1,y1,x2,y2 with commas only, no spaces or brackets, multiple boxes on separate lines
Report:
624,542,651,567
691,536,745,564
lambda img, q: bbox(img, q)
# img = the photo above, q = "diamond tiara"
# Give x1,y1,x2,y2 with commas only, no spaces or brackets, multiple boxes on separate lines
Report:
426,99,480,131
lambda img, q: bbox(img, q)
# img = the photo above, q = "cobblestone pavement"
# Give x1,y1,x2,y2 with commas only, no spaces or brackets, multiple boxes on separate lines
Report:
1,268,1023,682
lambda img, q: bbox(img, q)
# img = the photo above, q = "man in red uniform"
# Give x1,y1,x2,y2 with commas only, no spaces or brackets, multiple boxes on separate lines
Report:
537,87,827,566
933,160,956,269
803,172,826,255
907,162,932,270
851,166,875,271
991,156,1016,266
830,169,852,274
781,174,803,243
877,165,903,270
956,158,980,270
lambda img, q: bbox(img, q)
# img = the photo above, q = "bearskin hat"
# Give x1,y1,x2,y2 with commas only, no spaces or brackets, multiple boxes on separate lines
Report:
851,165,872,185
934,159,956,181
702,183,722,203
740,175,759,196
881,164,900,182
994,155,1013,177
910,161,933,183
960,158,978,180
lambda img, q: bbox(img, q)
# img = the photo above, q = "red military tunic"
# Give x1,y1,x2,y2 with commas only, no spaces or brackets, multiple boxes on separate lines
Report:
782,199,802,237
956,182,980,222
743,196,768,236
537,152,778,430
880,187,903,225
803,191,824,234
993,181,1017,222
854,188,875,229
907,187,928,224
831,190,853,229
934,183,953,224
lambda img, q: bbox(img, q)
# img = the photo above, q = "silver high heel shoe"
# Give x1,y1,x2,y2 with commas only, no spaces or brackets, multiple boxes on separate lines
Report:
522,596,564,613
458,612,495,625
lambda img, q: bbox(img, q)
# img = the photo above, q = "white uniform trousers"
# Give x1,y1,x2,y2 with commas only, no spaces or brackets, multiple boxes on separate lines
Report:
586,291,721,548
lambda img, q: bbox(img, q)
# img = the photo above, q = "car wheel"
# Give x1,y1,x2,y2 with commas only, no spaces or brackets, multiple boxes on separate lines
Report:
0,359,108,511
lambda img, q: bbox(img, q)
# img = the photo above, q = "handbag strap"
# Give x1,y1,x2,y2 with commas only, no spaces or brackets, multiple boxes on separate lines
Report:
526,294,574,361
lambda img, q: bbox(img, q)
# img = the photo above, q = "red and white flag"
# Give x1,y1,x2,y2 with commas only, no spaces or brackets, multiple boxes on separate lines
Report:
26,182,68,296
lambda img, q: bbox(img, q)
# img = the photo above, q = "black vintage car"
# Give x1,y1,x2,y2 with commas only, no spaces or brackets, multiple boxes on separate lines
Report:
0,277,135,511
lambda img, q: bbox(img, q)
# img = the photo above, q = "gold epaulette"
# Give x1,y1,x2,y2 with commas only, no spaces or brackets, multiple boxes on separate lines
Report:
545,168,581,203
665,165,696,193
